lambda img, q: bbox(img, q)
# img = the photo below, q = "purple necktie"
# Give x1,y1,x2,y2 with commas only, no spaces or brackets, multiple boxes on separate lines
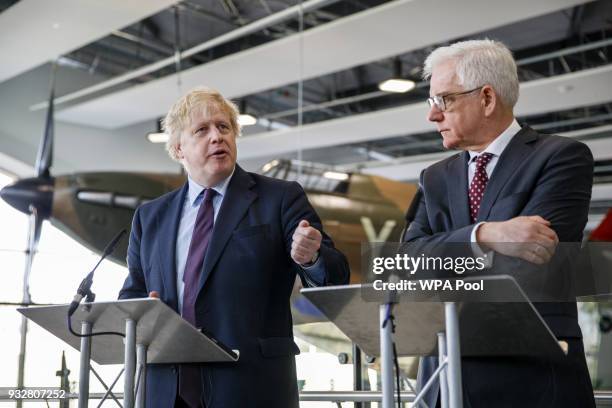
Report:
469,152,493,222
179,188,216,408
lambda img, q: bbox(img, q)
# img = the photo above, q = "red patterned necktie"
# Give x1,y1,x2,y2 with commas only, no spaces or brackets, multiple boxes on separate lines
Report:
469,153,494,223
180,188,216,408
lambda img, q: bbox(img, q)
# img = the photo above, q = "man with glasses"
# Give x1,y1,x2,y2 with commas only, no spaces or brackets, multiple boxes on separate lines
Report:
404,39,595,407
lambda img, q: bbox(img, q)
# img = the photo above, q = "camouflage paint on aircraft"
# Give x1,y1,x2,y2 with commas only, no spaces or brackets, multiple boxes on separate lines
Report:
2,159,417,324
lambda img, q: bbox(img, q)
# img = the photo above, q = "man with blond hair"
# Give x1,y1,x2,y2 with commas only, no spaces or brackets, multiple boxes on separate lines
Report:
119,87,349,408
404,39,595,406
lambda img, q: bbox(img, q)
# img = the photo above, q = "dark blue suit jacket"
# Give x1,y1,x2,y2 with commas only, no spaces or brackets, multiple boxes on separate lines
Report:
119,165,349,408
405,127,595,407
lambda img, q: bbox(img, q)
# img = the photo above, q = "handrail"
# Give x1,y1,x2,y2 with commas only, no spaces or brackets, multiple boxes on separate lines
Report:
1,390,611,404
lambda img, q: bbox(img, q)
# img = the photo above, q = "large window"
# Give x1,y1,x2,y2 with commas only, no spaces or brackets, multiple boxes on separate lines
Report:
0,172,127,407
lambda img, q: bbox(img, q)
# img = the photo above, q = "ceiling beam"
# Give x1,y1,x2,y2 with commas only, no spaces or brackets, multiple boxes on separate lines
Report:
55,0,593,129
0,0,178,83
235,64,612,161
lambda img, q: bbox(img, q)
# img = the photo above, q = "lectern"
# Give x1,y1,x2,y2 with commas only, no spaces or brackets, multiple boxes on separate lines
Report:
302,275,565,408
19,298,238,408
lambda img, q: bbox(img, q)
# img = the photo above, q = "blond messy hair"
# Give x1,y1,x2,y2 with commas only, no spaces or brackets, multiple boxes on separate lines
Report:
163,87,241,161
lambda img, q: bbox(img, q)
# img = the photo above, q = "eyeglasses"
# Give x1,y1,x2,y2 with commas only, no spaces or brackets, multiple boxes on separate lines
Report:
427,86,483,112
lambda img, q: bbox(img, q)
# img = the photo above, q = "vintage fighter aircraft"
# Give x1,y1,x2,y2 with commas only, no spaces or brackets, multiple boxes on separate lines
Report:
1,159,416,281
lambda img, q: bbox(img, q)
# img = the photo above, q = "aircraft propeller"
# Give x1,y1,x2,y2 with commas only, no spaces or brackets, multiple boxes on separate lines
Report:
0,63,56,402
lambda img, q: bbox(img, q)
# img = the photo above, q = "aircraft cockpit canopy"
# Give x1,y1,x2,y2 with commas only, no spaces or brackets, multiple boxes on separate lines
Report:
261,160,350,194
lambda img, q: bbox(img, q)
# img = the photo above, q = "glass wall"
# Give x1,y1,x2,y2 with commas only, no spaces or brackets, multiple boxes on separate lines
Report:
0,173,127,407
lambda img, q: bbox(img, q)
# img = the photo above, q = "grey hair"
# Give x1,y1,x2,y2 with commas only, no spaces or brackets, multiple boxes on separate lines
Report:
163,87,241,162
422,39,519,108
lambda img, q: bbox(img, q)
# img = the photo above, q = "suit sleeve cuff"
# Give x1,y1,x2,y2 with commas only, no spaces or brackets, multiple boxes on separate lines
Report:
299,254,326,285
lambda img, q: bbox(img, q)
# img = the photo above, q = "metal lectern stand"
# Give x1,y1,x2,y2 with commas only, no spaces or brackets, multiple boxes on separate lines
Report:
302,275,565,408
19,298,239,408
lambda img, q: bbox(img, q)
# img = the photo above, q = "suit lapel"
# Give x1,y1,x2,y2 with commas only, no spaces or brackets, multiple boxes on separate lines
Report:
476,127,538,222
198,166,257,294
447,152,472,228
156,184,187,312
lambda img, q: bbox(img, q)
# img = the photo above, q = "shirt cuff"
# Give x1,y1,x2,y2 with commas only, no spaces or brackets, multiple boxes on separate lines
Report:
470,222,494,268
299,255,326,286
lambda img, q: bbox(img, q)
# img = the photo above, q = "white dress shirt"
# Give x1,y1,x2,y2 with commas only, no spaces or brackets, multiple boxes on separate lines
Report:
469,119,522,256
467,119,522,185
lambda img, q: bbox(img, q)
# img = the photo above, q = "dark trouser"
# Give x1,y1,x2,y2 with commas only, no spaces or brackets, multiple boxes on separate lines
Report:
174,395,196,408
419,338,595,408
174,375,205,408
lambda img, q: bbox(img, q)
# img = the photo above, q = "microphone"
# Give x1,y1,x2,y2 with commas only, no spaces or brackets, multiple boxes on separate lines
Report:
404,188,423,225
101,228,127,258
67,229,127,316
400,188,423,242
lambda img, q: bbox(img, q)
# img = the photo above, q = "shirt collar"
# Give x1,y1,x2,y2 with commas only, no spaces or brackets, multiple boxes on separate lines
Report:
468,118,521,162
186,166,235,206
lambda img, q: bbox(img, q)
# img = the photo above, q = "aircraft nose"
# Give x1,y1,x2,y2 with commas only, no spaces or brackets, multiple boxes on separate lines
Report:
0,177,54,218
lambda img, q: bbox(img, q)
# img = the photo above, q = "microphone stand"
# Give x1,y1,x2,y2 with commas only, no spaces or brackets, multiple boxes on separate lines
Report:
67,229,126,338
65,229,126,408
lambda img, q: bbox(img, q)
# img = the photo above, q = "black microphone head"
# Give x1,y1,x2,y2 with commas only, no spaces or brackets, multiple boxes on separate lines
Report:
103,229,127,257
405,188,423,224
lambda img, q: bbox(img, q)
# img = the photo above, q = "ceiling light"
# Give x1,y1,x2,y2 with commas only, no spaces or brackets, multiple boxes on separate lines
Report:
147,132,168,143
378,78,416,93
147,118,168,143
239,114,257,126
323,171,349,181
261,160,280,173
